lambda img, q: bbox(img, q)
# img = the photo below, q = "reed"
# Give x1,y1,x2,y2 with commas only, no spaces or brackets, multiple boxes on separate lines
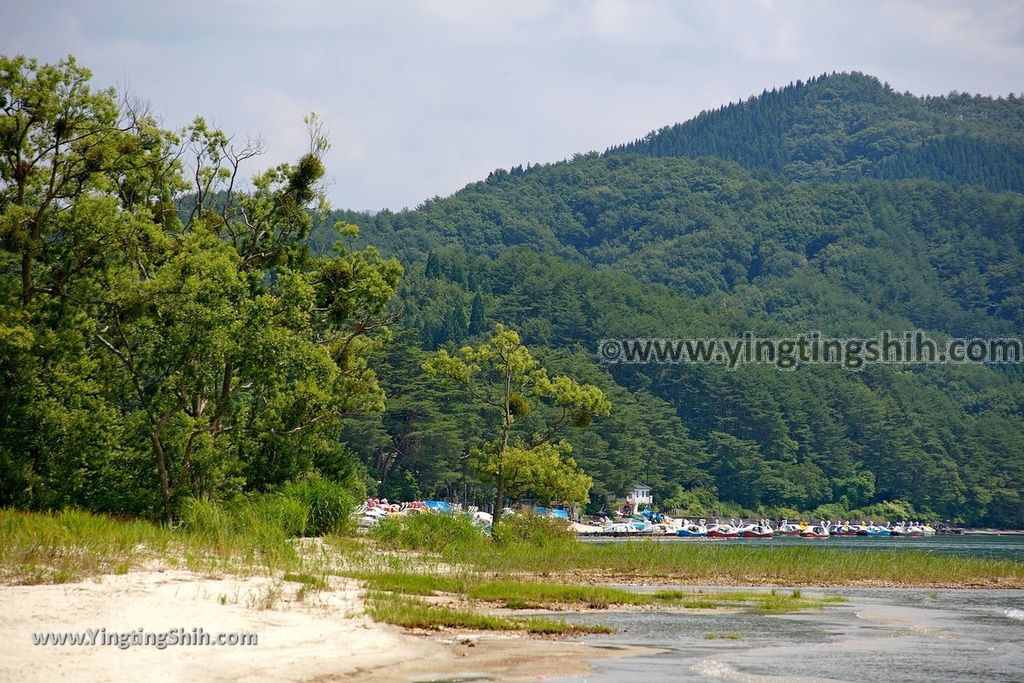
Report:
0,508,172,584
455,539,1024,587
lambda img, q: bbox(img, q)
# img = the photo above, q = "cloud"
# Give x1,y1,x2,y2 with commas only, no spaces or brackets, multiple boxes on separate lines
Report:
1,0,1022,209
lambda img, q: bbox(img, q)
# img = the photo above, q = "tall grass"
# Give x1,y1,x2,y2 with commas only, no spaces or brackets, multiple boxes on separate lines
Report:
0,509,172,584
460,539,1024,586
280,477,356,535
370,513,488,553
1,494,345,585
178,496,308,571
492,513,576,547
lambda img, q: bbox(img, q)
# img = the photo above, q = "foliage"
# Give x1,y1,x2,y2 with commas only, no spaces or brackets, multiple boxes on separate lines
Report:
474,441,591,507
423,324,610,523
491,512,577,548
369,512,488,553
0,55,400,521
280,475,360,535
610,71,1024,194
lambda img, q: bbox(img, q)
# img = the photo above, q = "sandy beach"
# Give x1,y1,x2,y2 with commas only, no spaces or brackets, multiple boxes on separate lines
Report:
0,569,643,682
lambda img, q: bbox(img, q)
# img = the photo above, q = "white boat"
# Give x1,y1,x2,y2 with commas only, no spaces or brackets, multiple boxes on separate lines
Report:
707,523,740,538
776,521,803,536
677,520,708,537
738,523,773,538
800,524,830,538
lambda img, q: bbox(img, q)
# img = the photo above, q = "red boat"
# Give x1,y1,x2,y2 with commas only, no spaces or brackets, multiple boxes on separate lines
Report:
800,524,830,539
707,523,740,538
738,523,773,538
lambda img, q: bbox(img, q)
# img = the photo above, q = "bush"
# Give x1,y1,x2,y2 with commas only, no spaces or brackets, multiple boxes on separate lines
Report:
281,476,357,536
492,513,576,548
370,513,486,553
179,495,308,541
231,494,309,538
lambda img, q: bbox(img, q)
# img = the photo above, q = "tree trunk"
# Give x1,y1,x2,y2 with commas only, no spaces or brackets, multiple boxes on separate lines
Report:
21,250,32,306
492,366,512,527
151,431,173,524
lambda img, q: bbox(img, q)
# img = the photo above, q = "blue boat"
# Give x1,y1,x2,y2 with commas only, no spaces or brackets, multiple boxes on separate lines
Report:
677,522,708,537
865,525,890,536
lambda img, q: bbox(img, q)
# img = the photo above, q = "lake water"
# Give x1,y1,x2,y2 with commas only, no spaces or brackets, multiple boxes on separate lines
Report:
581,533,1024,561
556,587,1024,682
553,537,1024,682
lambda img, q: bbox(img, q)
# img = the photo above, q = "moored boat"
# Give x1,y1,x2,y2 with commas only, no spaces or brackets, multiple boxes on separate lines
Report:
800,524,830,538
739,523,773,538
830,522,860,536
677,521,708,537
707,523,740,538
776,521,803,536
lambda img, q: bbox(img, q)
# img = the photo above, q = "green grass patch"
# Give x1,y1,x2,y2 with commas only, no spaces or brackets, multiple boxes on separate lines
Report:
283,572,329,590
364,591,612,634
703,632,742,640
0,508,172,584
346,571,845,613
454,539,1024,587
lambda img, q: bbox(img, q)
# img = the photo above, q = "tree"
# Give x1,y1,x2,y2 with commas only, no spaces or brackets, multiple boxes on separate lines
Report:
0,55,402,520
91,121,402,521
423,324,610,524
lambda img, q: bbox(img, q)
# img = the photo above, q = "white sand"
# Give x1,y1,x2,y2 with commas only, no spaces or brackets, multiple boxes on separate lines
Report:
0,569,639,682
0,570,425,682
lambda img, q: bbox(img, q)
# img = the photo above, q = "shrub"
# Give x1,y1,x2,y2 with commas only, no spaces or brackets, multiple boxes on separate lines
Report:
281,476,357,536
179,495,309,541
370,512,486,553
492,512,576,548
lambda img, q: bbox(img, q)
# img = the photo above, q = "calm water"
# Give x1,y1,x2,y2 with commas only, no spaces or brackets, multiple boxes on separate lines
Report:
557,587,1024,682
551,536,1024,682
582,533,1024,561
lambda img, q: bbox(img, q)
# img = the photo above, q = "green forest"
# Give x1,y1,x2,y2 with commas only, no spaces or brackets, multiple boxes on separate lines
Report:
3,57,1023,527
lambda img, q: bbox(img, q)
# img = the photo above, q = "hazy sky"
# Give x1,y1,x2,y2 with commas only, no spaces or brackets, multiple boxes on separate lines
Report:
3,1,1023,210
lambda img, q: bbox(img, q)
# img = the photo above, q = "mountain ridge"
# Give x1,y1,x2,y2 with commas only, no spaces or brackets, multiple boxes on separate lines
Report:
322,72,1024,525
607,71,1024,193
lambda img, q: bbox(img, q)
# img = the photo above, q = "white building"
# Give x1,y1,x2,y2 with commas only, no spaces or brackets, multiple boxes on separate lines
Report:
629,483,653,507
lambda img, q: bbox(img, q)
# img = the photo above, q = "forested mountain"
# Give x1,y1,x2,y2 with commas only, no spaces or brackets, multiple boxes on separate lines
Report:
609,72,1024,193
332,156,1024,336
324,74,1024,526
4,58,1022,528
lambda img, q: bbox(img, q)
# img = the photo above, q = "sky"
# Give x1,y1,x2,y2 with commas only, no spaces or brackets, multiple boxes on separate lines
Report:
3,0,1023,210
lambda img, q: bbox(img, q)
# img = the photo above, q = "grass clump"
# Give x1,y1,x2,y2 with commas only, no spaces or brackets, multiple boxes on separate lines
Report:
280,476,356,535
370,513,487,553
492,513,576,548
365,592,612,634
0,508,171,584
283,571,329,590
178,496,307,570
348,571,845,613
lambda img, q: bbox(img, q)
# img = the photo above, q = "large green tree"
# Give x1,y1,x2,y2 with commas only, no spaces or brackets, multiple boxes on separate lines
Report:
0,55,401,519
424,324,610,524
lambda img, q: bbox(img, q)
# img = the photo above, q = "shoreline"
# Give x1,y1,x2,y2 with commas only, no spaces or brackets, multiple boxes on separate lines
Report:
3,566,1020,681
0,569,653,683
